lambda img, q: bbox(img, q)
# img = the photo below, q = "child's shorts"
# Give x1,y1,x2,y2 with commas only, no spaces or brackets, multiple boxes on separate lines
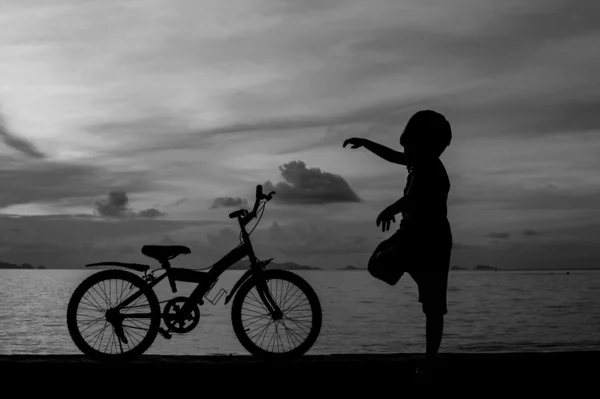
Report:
403,224,453,315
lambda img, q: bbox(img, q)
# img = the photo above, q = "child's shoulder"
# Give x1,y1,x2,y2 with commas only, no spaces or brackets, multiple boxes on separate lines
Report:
414,159,449,185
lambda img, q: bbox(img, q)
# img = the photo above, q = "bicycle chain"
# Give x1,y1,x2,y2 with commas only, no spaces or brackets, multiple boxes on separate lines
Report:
121,299,170,310
120,323,152,332
119,298,191,334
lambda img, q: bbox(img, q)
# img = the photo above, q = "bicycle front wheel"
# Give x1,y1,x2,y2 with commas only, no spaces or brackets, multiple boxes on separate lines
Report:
66,269,161,362
231,269,322,360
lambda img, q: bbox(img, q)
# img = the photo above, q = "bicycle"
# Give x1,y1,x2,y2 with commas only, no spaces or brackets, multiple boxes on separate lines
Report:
66,185,322,362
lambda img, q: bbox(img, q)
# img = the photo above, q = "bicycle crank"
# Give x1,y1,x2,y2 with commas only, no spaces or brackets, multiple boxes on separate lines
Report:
163,296,200,334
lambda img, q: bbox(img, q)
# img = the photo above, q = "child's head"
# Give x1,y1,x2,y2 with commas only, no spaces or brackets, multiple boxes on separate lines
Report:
400,110,452,163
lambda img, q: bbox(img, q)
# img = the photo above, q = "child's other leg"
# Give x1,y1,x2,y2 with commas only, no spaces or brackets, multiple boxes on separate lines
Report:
425,310,444,361
410,268,449,377
416,272,448,359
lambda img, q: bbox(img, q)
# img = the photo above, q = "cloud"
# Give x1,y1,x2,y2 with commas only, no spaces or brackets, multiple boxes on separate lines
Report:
93,191,167,219
171,197,188,207
523,229,543,236
488,232,510,239
453,183,600,214
452,242,472,251
137,208,167,218
211,196,248,209
0,157,155,208
0,213,230,268
93,191,134,218
197,221,375,265
263,160,361,205
0,113,45,159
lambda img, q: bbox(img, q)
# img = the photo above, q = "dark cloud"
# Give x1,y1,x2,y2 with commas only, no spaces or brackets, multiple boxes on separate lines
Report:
137,208,167,218
0,113,45,159
211,197,248,209
200,222,374,264
0,214,229,268
0,157,155,208
449,182,600,215
344,0,600,75
488,232,510,239
83,113,201,155
93,191,167,219
451,242,474,251
82,94,424,157
172,197,188,207
263,161,361,205
94,191,135,218
274,225,374,258
436,95,600,138
523,229,543,236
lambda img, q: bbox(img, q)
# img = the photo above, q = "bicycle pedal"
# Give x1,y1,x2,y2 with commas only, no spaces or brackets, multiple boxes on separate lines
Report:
159,328,172,339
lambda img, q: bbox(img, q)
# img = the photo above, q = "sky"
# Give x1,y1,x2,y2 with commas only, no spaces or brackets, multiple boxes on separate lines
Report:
0,0,598,270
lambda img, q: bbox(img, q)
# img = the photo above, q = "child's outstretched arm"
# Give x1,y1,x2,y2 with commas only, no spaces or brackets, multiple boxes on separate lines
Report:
343,138,406,165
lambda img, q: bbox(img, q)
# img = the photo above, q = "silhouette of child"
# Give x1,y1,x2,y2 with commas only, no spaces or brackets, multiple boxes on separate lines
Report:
343,109,453,379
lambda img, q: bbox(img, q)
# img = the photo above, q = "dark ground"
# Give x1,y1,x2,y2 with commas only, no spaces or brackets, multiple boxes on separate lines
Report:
0,351,597,393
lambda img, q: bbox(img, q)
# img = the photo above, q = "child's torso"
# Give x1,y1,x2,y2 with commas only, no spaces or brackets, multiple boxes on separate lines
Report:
400,159,450,232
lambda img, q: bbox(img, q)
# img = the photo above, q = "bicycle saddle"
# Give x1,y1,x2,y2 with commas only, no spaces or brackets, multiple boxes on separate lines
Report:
141,245,191,262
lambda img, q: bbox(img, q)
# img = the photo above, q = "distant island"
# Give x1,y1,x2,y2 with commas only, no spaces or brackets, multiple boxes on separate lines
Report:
338,265,367,271
451,264,499,271
1,259,598,272
475,265,498,271
230,260,322,271
0,261,45,270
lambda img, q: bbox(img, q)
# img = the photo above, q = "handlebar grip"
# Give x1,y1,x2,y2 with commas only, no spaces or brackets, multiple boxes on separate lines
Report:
229,209,245,219
256,184,263,198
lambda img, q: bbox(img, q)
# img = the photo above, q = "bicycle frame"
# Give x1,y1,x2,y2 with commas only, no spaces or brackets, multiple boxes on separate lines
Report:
111,199,282,324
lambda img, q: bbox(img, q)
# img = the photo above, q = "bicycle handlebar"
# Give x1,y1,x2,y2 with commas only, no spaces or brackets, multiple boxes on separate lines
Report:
228,185,275,225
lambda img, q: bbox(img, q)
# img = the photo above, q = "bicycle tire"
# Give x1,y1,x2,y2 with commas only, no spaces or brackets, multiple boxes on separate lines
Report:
66,269,161,362
231,269,322,360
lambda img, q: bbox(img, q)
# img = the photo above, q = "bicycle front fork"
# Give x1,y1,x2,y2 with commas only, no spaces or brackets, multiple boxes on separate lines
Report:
255,279,283,320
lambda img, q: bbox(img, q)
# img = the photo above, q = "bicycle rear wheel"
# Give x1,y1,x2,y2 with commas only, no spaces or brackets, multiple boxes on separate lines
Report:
231,269,322,360
66,269,161,362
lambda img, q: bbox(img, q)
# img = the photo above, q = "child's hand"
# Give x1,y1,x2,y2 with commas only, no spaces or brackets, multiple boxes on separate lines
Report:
376,207,396,232
343,138,366,149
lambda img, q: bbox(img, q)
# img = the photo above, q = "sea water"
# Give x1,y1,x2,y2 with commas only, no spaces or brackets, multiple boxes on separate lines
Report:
0,269,598,355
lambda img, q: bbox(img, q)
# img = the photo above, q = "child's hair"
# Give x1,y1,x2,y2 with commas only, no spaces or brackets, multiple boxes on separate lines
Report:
400,110,452,157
